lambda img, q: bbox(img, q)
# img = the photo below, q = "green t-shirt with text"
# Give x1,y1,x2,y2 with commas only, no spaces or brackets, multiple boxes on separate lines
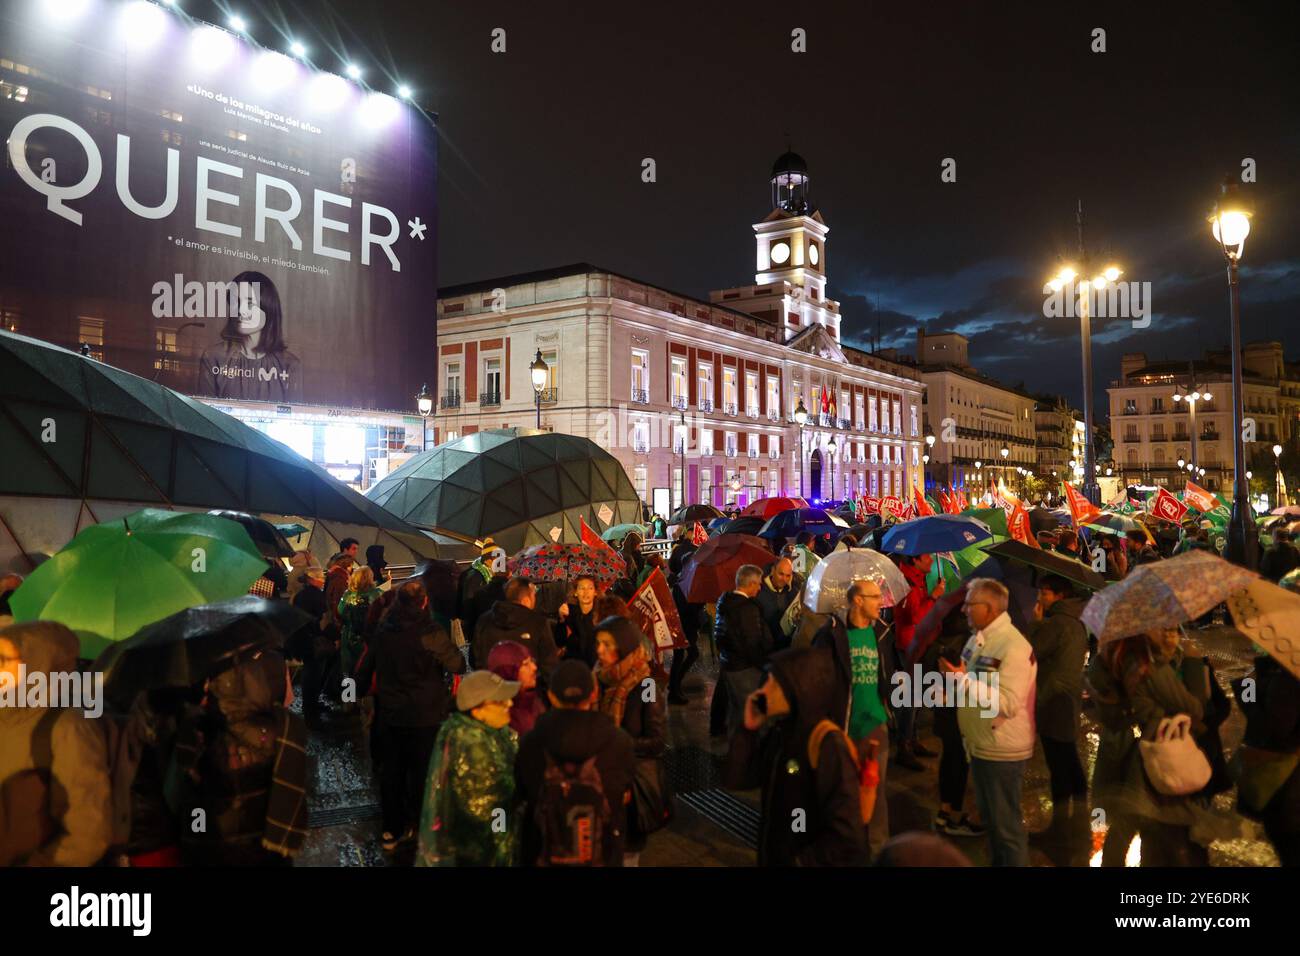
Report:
847,625,887,741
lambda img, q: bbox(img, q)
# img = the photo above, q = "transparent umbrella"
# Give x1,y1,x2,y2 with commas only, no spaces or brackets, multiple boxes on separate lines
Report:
802,549,912,614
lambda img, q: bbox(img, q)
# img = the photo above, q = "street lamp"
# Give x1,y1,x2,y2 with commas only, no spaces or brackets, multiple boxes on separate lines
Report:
925,432,936,489
415,383,433,451
827,436,838,503
794,398,809,499
1274,443,1284,507
1210,177,1256,568
530,349,549,429
1050,211,1120,506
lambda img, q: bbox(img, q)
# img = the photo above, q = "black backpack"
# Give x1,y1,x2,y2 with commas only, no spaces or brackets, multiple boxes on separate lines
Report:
534,752,612,866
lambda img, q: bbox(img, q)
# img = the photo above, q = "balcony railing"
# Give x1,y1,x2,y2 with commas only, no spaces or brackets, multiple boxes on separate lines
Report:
673,442,685,454
479,391,501,407
767,410,781,423
819,413,833,427
838,418,851,430
747,406,760,419
768,450,780,460
748,449,758,459
725,445,737,458
1202,430,1220,440
633,440,649,454
698,398,713,413
536,387,558,405
724,402,738,416
440,393,461,410
671,395,688,411
631,389,649,404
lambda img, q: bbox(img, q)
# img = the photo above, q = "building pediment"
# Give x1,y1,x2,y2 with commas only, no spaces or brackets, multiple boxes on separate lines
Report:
787,323,846,363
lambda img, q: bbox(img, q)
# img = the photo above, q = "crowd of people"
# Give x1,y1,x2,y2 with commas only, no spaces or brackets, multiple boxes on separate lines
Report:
2,506,1299,869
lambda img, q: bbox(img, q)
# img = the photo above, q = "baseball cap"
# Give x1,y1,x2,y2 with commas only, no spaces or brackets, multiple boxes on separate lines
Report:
457,670,520,712
548,659,595,705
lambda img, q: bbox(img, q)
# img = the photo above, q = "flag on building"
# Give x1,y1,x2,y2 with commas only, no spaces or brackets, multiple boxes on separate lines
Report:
1065,484,1102,526
1150,486,1189,522
628,568,688,650
1184,480,1223,514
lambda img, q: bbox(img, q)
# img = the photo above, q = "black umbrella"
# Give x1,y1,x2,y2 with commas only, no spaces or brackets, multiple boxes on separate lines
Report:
1027,508,1062,537
207,510,295,561
670,503,724,525
95,596,309,707
983,540,1106,591
719,515,767,537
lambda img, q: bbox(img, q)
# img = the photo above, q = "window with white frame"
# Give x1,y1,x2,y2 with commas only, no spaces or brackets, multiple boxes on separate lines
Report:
671,357,687,407
767,377,780,417
483,357,502,400
633,420,651,453
697,362,713,408
444,361,461,400
893,399,902,434
770,435,781,458
855,394,865,428
700,471,712,505
871,471,879,495
912,446,920,466
634,465,648,502
700,429,714,456
725,432,737,457
869,395,878,431
674,423,687,454
672,467,683,509
723,366,738,413
910,405,919,436
745,372,759,416
769,471,779,497
631,349,649,401
747,433,759,458
840,390,850,422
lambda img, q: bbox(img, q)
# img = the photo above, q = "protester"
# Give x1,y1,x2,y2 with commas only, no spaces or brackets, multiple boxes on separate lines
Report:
1087,627,1208,866
755,556,803,651
488,641,545,736
165,649,309,866
667,528,698,577
1097,535,1127,581
365,544,390,586
723,645,870,865
1233,655,1300,866
668,563,703,706
811,579,895,854
558,574,600,667
459,545,507,640
1261,530,1300,582
290,565,329,727
338,565,382,681
0,622,112,866
790,531,820,575
321,552,355,697
713,564,773,736
594,617,667,865
415,670,519,867
514,660,637,866
472,577,560,676
892,553,944,770
1027,575,1090,855
940,578,1036,866
356,580,466,851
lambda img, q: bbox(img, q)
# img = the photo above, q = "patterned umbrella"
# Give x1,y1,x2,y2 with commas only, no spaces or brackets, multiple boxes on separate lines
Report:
741,496,809,520
1086,513,1154,543
1226,579,1300,682
508,542,627,587
1080,551,1258,644
758,508,850,541
679,533,774,604
802,548,912,613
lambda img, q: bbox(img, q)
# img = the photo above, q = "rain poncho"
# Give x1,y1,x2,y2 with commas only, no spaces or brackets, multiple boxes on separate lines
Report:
338,586,382,677
416,712,518,867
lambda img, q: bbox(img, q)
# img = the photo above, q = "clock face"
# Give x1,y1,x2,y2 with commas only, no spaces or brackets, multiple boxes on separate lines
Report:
809,243,820,266
770,241,790,265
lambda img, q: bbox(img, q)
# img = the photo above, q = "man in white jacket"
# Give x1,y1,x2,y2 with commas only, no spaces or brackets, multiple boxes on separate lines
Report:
939,578,1037,866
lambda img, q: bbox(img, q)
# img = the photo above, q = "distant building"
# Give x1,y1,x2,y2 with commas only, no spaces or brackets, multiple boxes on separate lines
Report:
433,153,925,514
1107,341,1299,492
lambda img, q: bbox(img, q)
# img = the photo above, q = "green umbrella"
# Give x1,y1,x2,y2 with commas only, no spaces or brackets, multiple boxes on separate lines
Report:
601,522,647,542
926,542,994,593
9,509,268,657
962,507,1010,541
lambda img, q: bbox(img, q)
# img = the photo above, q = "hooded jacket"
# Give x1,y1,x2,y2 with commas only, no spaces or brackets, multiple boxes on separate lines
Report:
357,605,466,727
0,622,112,866
713,590,772,671
514,707,636,866
954,611,1038,761
1026,596,1089,742
723,646,869,866
487,641,545,737
473,600,560,675
812,614,897,733
755,570,805,648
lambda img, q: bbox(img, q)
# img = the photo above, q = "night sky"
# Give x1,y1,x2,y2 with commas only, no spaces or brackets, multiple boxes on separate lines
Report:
190,0,1299,409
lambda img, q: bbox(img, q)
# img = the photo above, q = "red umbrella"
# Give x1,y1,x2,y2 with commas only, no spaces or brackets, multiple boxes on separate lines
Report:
508,542,627,588
679,533,774,604
741,496,810,520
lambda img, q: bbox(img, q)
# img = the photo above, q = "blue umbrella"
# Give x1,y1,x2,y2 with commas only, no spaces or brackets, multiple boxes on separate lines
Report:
880,514,993,556
758,508,850,541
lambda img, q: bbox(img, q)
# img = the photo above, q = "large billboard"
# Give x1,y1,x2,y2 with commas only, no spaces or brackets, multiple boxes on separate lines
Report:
0,0,436,410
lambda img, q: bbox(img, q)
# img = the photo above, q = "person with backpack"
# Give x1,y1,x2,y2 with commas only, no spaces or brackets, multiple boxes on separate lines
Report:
164,648,309,866
810,579,894,855
0,622,112,866
594,617,668,865
416,670,520,867
356,580,466,851
723,645,870,866
513,659,636,866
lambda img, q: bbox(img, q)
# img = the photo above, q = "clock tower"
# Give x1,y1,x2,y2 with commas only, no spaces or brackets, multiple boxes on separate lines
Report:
752,151,839,342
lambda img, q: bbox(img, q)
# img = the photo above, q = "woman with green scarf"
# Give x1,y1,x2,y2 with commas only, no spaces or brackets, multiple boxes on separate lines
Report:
416,670,520,867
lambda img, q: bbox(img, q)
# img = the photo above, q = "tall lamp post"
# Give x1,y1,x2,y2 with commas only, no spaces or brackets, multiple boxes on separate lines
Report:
925,432,936,489
1211,178,1256,569
529,349,548,429
1173,366,1213,475
974,460,982,500
1000,445,1009,493
1274,443,1283,508
415,383,433,452
794,398,809,499
1049,205,1121,506
827,436,837,503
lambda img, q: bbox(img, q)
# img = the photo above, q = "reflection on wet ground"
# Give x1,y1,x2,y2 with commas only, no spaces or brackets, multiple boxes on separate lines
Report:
296,623,1278,867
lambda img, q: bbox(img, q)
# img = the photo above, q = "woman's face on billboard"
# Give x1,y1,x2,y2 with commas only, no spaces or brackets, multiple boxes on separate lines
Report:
237,285,266,336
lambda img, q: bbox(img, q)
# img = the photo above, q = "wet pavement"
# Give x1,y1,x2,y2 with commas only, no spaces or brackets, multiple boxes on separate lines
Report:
295,622,1279,867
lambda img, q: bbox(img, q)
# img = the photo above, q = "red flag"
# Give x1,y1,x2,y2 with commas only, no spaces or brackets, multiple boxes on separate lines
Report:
1064,484,1101,527
1151,487,1189,523
1184,480,1222,514
882,496,905,520
912,483,934,516
629,568,688,650
690,521,708,546
956,489,968,510
863,495,882,515
820,387,829,416
1008,503,1037,547
581,517,617,554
